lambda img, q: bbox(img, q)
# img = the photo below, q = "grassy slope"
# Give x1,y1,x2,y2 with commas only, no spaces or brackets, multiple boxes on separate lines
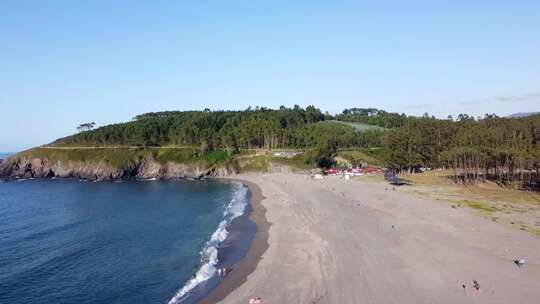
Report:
337,148,387,167
15,147,231,169
400,170,540,236
234,151,316,173
320,121,388,167
324,120,385,131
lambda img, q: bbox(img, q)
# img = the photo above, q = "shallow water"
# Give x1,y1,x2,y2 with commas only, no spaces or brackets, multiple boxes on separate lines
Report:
0,179,246,304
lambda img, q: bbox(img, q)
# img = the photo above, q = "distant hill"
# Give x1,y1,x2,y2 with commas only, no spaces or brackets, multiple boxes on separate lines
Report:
335,108,409,128
50,106,383,150
2,106,539,190
506,112,539,118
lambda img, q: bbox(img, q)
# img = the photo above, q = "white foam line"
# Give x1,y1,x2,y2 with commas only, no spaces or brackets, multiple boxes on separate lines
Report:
168,182,248,304
16,178,35,182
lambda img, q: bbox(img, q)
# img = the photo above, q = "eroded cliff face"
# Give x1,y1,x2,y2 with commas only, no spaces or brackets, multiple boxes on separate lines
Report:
0,155,236,181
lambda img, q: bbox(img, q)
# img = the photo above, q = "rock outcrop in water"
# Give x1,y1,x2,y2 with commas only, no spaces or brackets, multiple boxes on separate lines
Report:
0,154,236,181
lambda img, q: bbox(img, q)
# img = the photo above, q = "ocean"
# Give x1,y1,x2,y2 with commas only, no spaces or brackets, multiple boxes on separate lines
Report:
0,152,13,159
0,178,253,304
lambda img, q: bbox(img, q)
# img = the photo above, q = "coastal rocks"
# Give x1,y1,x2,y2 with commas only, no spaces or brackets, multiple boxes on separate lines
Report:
0,157,125,181
209,166,236,176
136,161,199,179
159,162,202,179
0,155,237,181
135,156,166,178
134,154,236,179
52,161,125,180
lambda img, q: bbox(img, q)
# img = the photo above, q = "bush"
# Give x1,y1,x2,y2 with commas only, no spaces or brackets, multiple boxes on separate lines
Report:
304,140,338,169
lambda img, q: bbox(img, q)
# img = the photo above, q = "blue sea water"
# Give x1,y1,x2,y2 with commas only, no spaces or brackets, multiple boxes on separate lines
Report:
0,179,250,304
0,152,14,159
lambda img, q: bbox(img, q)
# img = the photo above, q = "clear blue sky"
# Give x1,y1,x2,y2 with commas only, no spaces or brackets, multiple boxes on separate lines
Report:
1,0,539,152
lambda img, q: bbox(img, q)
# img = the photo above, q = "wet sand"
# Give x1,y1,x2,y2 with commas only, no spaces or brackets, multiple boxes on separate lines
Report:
198,179,269,304
204,173,540,304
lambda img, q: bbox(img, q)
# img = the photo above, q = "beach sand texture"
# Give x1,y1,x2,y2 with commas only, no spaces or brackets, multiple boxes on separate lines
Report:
209,173,540,304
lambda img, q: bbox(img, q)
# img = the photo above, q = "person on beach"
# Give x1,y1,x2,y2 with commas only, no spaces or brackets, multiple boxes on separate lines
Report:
514,258,525,267
219,267,230,277
249,297,263,304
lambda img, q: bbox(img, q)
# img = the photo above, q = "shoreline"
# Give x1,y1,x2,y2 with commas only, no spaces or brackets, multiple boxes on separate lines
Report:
3,176,265,304
5,174,539,303
197,178,270,304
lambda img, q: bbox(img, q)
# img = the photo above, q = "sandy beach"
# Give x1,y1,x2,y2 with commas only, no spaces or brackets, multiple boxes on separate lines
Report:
204,173,540,304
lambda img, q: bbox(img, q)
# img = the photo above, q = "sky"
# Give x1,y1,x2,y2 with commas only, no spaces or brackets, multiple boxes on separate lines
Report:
1,0,539,152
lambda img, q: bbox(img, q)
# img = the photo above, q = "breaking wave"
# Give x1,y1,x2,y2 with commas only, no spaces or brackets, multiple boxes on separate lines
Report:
16,178,35,182
167,182,249,304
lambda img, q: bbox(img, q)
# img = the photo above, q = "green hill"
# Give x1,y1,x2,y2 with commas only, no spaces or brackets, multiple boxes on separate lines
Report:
3,106,538,190
51,106,382,150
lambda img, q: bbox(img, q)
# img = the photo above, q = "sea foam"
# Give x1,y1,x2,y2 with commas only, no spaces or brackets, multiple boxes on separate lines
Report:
168,182,249,304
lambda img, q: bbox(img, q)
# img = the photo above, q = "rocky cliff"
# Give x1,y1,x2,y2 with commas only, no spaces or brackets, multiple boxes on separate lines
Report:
0,154,236,181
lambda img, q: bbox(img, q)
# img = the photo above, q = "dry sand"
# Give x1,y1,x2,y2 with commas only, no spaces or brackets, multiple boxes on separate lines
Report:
207,173,540,304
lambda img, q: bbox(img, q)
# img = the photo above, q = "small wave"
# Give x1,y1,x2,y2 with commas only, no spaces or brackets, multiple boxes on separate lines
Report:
16,178,35,182
168,182,248,304
141,177,158,181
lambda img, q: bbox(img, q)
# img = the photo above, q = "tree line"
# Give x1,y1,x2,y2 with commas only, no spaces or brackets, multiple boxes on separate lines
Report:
59,106,540,190
57,106,382,153
383,114,540,190
335,108,412,128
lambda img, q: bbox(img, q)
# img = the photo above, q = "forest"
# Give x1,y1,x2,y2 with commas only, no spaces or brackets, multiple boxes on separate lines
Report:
54,106,383,151
335,107,411,128
54,106,539,190
383,114,540,191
